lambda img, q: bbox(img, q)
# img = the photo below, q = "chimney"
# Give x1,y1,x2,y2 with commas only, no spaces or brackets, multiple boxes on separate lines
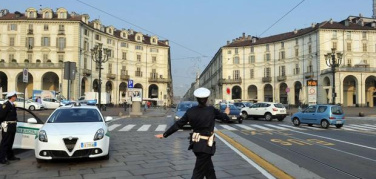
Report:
329,18,333,24
311,23,316,28
232,39,235,43
294,29,298,34
373,0,376,18
252,38,257,43
359,13,363,17
15,11,21,18
227,40,230,45
128,28,134,35
344,20,349,26
247,35,251,40
242,32,245,38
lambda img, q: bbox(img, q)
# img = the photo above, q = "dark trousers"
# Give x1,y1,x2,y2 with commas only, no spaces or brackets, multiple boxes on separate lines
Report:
192,152,216,179
0,125,16,161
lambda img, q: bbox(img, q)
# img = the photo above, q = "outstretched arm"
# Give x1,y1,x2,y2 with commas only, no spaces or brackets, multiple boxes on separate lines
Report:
155,113,189,139
214,106,230,122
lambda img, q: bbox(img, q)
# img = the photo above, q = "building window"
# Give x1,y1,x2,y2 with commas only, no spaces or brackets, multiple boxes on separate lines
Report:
266,44,270,51
280,51,285,60
84,41,89,51
59,25,65,31
347,42,352,51
84,57,87,69
280,66,286,76
346,31,351,39
27,54,33,62
108,63,112,74
84,29,89,36
250,69,254,79
121,42,127,47
8,24,17,31
307,62,313,72
235,48,238,54
250,47,254,53
122,52,127,60
135,45,143,50
347,59,352,67
281,42,284,48
362,31,367,39
9,37,15,46
295,48,299,57
150,48,158,53
294,64,300,75
137,36,141,41
136,67,142,77
249,55,255,63
151,69,157,79
295,38,298,45
27,37,34,49
363,43,367,52
265,53,270,61
233,57,239,64
152,56,157,63
57,37,66,51
95,34,101,41
233,70,240,80
264,67,271,77
58,55,64,63
308,45,312,54
332,30,337,39
332,42,337,49
9,54,14,62
309,35,312,42
137,54,141,62
44,12,50,18
227,50,231,54
44,24,49,31
41,37,50,46
43,54,48,62
107,39,112,45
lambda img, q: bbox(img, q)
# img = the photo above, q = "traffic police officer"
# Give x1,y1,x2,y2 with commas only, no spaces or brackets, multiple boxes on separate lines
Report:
155,88,230,179
0,91,20,164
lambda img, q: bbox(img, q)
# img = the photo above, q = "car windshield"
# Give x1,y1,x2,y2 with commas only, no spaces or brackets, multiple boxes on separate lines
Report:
177,103,197,111
245,103,253,107
47,108,103,123
274,103,284,108
220,105,237,110
331,106,343,115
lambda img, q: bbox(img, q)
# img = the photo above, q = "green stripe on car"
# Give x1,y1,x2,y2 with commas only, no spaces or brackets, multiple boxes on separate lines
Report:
16,126,39,135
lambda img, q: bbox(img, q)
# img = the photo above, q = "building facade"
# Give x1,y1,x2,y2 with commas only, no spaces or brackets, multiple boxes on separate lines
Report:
196,16,376,107
0,8,173,105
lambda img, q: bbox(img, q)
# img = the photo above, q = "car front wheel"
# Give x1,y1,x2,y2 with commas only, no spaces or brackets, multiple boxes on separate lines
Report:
241,112,248,120
293,117,301,126
335,124,343,128
264,113,272,121
321,120,330,129
29,105,35,111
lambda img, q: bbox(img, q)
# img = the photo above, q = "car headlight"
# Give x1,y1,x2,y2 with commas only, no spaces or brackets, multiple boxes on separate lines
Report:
175,116,180,120
39,130,48,142
94,128,105,141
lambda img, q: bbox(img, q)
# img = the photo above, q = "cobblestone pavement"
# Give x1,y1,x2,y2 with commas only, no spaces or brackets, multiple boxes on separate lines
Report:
0,111,267,179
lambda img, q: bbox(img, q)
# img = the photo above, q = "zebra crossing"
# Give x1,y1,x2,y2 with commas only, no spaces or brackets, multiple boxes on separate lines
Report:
107,123,376,133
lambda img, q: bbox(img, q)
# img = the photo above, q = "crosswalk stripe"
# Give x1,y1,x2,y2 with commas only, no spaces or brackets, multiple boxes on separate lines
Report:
108,124,121,131
264,124,290,130
235,124,256,130
119,124,136,131
344,125,371,131
137,125,151,131
301,126,325,130
342,127,358,131
359,124,376,130
214,127,218,131
155,124,167,131
278,124,307,130
220,125,237,131
250,124,272,130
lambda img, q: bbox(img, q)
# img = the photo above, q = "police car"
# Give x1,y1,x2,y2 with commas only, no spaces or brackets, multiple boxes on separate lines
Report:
12,103,113,162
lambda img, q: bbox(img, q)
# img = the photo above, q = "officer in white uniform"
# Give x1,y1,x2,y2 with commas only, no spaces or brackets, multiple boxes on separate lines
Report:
155,88,230,179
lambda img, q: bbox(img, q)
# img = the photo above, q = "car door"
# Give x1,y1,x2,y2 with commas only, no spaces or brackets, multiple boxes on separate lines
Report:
42,98,51,109
302,105,317,123
258,103,269,116
13,107,44,149
248,103,259,117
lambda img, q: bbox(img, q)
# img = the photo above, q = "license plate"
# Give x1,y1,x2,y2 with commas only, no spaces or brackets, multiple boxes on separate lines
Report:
280,110,285,113
81,142,97,148
336,121,342,124
232,116,237,120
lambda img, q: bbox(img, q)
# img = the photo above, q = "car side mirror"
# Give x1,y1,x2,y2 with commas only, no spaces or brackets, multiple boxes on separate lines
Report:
104,116,113,122
27,118,37,124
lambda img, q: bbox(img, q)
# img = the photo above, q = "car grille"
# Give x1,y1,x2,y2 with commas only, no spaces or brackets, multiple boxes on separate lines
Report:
63,137,78,152
49,150,69,158
72,149,91,157
43,149,101,159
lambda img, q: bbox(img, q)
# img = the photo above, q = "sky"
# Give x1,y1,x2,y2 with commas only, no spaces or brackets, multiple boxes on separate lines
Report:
0,0,372,96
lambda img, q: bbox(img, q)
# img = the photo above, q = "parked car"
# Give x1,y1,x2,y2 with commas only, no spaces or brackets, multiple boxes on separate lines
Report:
241,102,287,121
218,104,243,123
14,98,44,111
174,101,198,127
291,105,345,129
233,102,253,109
42,98,61,109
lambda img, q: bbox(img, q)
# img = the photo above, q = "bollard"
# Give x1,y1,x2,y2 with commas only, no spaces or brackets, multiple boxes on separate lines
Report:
359,112,364,117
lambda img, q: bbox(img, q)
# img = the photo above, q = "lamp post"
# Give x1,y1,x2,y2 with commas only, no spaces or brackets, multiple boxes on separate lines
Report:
324,48,342,105
91,43,110,111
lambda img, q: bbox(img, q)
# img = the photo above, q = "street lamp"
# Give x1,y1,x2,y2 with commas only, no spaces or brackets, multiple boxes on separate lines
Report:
91,43,110,111
324,48,342,105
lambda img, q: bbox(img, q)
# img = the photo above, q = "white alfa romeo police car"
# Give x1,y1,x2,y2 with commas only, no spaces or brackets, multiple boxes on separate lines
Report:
13,104,113,162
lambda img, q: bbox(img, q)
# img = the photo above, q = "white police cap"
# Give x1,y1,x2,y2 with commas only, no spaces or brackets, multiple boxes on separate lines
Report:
6,91,17,98
194,88,211,98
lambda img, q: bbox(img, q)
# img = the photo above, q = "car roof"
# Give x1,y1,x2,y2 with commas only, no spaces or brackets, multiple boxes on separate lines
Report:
59,105,99,110
179,101,198,104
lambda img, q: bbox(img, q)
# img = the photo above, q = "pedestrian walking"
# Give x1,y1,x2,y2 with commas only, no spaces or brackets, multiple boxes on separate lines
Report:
0,91,21,165
155,88,230,179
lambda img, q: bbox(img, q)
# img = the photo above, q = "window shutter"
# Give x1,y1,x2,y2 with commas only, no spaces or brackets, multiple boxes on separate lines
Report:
64,38,66,48
8,24,10,31
41,37,44,46
56,38,58,48
25,37,28,47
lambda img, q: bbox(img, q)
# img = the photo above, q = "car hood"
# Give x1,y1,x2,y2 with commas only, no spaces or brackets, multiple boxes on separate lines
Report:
175,111,186,118
42,122,105,135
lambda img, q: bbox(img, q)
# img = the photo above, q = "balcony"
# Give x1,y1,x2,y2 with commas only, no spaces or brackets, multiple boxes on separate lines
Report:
277,75,287,81
27,29,33,35
135,71,143,77
0,62,63,69
120,74,130,81
262,77,272,83
107,73,116,79
218,78,242,86
321,66,376,75
304,72,314,79
148,78,172,83
58,30,65,35
83,69,92,76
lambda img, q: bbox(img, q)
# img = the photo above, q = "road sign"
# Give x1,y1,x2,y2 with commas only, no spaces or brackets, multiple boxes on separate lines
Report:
23,68,28,83
226,87,231,95
128,80,134,88
286,87,290,93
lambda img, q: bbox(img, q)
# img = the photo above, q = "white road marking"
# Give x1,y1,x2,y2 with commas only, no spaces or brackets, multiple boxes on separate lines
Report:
167,115,172,118
354,124,376,130
301,126,324,130
119,124,136,131
264,124,290,130
343,125,371,131
220,125,238,131
137,125,151,131
215,134,275,179
291,130,376,151
108,124,121,131
250,124,272,130
235,124,256,130
214,127,218,131
341,127,358,131
155,124,167,131
278,124,307,130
